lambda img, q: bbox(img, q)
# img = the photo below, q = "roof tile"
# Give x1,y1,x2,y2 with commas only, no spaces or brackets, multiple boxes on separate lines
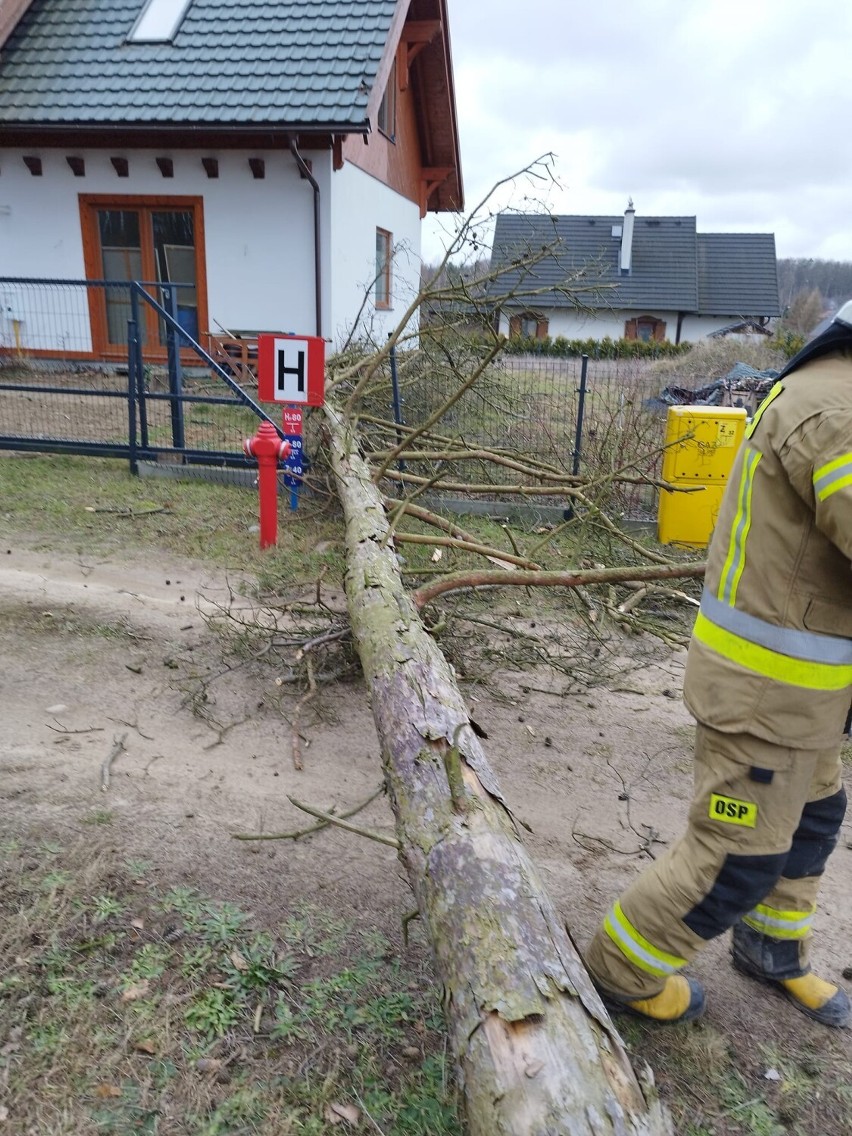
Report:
0,0,397,126
490,213,780,317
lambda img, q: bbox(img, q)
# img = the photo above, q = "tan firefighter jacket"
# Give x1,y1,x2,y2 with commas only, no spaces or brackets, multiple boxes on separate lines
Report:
683,349,852,749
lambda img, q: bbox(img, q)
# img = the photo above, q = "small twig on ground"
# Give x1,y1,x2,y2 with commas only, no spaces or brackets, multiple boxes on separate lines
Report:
231,784,385,841
315,564,329,607
107,714,154,740
287,796,399,848
85,505,169,518
294,627,350,660
291,657,317,771
201,715,253,751
46,723,105,735
101,732,128,791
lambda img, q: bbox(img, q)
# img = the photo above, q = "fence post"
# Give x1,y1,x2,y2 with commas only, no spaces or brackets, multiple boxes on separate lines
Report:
564,353,590,521
127,317,139,476
130,285,149,451
162,284,186,452
572,353,589,477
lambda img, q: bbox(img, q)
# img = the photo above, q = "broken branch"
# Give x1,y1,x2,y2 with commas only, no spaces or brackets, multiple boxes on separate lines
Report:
100,732,128,791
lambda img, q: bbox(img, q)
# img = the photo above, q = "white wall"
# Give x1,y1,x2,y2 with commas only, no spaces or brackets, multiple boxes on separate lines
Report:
326,162,422,349
497,306,753,344
0,147,326,351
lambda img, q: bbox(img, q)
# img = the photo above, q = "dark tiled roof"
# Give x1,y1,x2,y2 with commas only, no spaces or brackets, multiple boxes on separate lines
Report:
698,233,781,316
0,0,398,126
490,212,780,317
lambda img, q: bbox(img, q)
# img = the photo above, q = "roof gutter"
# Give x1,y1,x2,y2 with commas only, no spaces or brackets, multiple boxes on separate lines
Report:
288,136,322,339
0,119,370,136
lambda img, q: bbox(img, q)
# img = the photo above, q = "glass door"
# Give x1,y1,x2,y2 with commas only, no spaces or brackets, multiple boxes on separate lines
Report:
82,196,206,358
98,209,147,347
152,210,198,344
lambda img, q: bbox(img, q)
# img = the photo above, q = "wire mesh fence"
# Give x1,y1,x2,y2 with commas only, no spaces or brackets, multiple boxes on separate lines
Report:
1,279,670,517
362,350,668,518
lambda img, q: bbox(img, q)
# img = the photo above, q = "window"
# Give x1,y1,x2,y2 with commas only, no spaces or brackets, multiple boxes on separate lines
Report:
80,195,207,358
375,228,392,309
377,60,397,140
128,0,193,43
509,312,549,339
625,316,666,342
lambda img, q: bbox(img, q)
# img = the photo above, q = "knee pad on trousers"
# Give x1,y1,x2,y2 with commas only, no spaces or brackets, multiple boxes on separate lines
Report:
783,788,847,880
683,851,787,941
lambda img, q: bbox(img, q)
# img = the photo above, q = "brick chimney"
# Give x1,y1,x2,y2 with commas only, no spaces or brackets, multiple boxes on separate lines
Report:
620,199,635,275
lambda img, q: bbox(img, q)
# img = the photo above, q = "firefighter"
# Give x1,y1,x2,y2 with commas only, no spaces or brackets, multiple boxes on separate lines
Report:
584,302,852,1028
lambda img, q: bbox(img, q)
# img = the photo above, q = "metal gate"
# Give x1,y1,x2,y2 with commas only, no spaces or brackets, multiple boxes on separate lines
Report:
0,276,279,473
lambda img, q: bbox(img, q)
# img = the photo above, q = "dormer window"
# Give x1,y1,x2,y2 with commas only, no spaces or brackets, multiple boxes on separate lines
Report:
128,0,193,43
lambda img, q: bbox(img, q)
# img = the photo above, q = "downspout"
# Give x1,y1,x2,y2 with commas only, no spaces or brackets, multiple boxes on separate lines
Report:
289,137,322,337
676,311,685,344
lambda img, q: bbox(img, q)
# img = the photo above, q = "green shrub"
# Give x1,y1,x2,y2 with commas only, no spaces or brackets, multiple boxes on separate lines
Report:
502,333,691,360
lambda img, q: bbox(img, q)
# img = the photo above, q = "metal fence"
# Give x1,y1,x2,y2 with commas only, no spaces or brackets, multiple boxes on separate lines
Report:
0,278,669,516
366,349,667,517
0,277,275,473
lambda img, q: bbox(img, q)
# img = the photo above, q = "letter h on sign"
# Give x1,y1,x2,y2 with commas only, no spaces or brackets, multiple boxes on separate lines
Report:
256,333,326,407
276,340,306,401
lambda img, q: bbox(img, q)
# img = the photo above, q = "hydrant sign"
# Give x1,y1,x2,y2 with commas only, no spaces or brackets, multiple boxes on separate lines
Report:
257,334,325,406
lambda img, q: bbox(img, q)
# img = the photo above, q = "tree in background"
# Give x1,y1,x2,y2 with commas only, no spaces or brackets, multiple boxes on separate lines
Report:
780,286,827,336
777,258,852,311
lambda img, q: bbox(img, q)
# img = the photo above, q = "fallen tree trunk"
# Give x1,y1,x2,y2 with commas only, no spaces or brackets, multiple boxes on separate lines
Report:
324,400,676,1136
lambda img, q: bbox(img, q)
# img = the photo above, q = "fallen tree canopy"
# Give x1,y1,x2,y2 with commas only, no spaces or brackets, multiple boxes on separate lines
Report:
323,399,678,1136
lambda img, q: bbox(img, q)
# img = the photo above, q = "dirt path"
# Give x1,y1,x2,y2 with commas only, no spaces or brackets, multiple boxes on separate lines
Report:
1,544,851,1131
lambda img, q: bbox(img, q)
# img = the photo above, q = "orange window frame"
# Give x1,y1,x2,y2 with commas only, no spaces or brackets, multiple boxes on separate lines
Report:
79,194,209,360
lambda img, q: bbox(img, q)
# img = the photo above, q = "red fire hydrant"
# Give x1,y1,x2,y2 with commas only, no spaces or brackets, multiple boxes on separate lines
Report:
243,421,291,549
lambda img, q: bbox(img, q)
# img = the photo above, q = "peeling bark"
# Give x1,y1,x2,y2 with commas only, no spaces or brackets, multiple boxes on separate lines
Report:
324,401,674,1136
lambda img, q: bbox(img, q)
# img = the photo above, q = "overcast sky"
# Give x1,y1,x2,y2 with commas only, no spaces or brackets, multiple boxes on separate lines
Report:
423,0,852,264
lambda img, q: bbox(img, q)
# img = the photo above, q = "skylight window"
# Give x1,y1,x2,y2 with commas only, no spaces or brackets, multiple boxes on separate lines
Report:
128,0,193,43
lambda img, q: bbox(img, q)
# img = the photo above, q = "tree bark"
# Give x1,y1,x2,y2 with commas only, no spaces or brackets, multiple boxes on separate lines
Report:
323,401,675,1136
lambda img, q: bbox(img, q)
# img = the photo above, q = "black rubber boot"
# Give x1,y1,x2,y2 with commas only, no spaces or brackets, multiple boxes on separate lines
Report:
731,922,850,1029
596,975,706,1024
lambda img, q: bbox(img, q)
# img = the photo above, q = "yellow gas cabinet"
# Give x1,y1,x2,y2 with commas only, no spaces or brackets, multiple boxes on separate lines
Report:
657,405,747,548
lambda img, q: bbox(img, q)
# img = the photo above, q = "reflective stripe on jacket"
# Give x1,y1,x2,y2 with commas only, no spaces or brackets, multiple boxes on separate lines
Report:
683,351,852,748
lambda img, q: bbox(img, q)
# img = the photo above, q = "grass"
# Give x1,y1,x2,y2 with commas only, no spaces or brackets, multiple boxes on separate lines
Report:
18,828,851,1136
0,837,461,1136
617,1015,852,1135
0,452,350,591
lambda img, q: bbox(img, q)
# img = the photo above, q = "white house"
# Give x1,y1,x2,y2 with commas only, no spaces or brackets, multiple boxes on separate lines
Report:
489,205,780,345
0,0,463,363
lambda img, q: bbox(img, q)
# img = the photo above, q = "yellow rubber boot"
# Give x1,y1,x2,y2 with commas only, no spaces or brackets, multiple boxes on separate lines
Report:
599,975,706,1024
778,974,851,1028
732,922,850,1029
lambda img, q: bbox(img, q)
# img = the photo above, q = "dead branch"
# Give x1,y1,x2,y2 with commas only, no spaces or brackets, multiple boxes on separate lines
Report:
393,531,538,570
85,505,168,518
413,560,706,609
201,714,252,751
100,732,128,791
295,627,350,658
46,723,105,735
231,784,385,842
291,656,317,771
373,339,504,482
287,796,400,848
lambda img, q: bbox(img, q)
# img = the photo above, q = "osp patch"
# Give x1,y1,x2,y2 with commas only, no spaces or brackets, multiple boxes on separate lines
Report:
709,793,758,828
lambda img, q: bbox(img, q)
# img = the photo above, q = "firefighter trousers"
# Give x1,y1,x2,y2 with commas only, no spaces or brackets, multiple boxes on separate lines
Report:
584,724,846,1000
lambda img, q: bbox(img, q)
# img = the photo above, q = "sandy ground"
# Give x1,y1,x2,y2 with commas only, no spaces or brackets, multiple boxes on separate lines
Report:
1,543,850,1124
